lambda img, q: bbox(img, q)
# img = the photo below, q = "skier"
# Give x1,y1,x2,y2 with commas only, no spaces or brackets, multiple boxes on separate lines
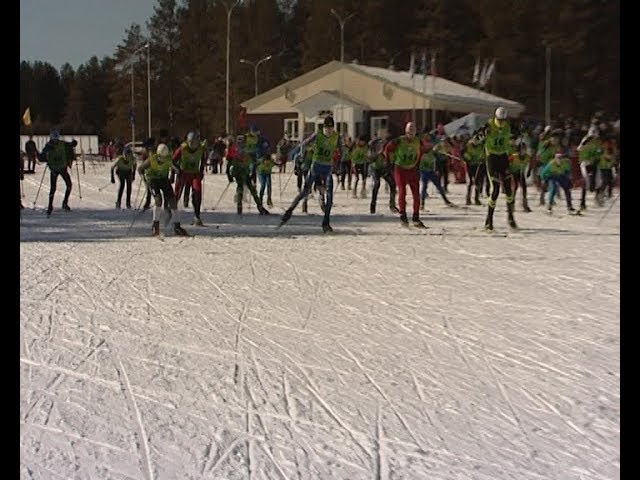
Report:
110,144,136,209
383,122,426,228
24,135,39,173
508,140,532,212
475,106,517,231
137,143,189,236
279,115,345,232
256,139,276,208
172,131,206,225
368,133,398,214
576,126,602,210
40,129,77,216
418,136,454,209
540,153,577,214
350,136,369,198
225,134,270,216
462,136,485,206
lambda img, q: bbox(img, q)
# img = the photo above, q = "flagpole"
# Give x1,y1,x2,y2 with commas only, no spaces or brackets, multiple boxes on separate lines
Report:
430,52,436,130
410,52,416,124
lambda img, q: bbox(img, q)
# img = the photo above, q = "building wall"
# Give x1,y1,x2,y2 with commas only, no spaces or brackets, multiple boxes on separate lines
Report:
250,68,429,115
244,113,298,150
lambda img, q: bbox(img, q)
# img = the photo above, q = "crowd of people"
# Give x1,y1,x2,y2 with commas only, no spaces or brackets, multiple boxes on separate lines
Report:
20,108,619,235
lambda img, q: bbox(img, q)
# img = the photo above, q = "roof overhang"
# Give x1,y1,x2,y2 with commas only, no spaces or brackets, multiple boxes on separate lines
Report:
291,90,368,116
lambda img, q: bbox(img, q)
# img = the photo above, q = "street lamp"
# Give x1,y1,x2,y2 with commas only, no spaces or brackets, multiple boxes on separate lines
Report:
330,9,355,64
145,42,151,139
330,9,355,137
220,0,242,135
128,43,148,148
240,54,273,96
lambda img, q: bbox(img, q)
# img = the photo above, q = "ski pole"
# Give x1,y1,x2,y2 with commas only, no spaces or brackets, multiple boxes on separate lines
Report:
597,192,619,226
98,180,113,192
131,176,143,210
75,159,82,199
280,166,296,197
126,178,147,236
32,165,48,209
212,181,231,210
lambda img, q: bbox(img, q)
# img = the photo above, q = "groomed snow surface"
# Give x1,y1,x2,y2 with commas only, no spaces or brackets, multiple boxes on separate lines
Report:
20,159,619,480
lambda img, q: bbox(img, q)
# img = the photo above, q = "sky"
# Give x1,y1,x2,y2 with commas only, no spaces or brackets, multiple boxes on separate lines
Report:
20,160,620,479
20,0,155,70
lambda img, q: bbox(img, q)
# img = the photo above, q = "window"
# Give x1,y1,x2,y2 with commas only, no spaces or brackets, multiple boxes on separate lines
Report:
355,122,363,138
337,122,348,137
284,118,299,140
370,116,389,138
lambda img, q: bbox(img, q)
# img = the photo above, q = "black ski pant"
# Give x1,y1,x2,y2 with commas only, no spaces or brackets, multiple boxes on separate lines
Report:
116,170,133,207
48,168,72,208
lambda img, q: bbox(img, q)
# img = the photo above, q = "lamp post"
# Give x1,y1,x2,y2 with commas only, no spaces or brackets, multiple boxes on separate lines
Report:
129,43,148,148
220,0,242,135
330,9,354,137
240,54,273,96
145,42,151,139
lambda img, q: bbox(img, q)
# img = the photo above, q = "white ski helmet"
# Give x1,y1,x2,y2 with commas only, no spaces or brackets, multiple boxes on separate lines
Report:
186,131,200,149
495,107,507,120
405,122,416,136
156,143,170,157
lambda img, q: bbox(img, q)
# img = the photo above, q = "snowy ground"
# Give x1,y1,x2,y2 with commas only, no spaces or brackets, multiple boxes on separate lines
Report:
20,158,619,480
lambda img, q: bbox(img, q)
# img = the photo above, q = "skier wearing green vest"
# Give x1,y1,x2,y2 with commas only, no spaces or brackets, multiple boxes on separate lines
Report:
110,144,136,209
40,129,77,217
475,107,517,231
280,115,344,232
137,143,189,237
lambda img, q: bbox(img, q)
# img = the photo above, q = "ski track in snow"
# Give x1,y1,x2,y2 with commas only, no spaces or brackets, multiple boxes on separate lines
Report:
20,161,619,479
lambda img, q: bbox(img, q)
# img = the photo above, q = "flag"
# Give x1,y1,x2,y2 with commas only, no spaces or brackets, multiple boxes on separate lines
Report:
409,52,415,78
485,58,496,84
420,52,428,79
430,52,437,77
22,108,31,126
472,58,480,84
479,59,490,88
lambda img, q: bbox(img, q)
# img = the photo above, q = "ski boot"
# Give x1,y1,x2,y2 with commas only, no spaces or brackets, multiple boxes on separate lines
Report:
279,209,293,227
237,203,243,215
258,205,270,215
115,201,121,210
46,205,53,216
322,219,333,233
412,213,426,228
267,197,273,207
192,216,203,226
507,202,518,229
152,221,160,236
400,212,409,227
485,205,495,231
370,203,376,214
173,222,189,236
62,203,71,211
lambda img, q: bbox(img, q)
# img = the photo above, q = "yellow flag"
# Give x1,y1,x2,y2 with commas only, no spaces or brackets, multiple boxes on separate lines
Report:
22,108,31,126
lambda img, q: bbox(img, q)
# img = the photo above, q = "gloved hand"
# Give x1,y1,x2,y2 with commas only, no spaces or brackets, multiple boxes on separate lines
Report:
111,172,116,183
